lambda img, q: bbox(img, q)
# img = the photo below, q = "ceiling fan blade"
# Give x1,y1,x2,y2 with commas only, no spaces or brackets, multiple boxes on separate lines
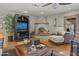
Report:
42,3,52,7
59,3,72,5
52,3,59,9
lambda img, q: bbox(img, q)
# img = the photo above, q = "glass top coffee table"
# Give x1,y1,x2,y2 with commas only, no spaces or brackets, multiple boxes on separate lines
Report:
26,44,53,56
2,40,65,56
15,43,53,56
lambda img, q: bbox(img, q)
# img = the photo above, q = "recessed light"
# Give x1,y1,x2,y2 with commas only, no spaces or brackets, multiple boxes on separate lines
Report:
68,8,71,10
34,6,38,8
40,12,44,14
3,21,5,24
34,4,40,8
23,11,28,13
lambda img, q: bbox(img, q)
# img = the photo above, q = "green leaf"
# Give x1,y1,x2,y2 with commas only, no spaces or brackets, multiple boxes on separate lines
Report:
4,14,14,33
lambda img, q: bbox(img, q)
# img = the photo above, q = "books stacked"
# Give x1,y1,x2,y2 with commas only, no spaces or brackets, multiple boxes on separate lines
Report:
0,39,3,56
0,39,3,48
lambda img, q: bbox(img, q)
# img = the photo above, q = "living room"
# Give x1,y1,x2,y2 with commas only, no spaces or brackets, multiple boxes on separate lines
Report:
0,3,79,56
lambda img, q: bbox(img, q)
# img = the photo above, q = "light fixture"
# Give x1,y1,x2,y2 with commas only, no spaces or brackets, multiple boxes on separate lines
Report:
34,4,39,8
34,4,40,8
52,3,59,9
68,8,71,10
40,12,44,14
34,6,38,8
23,10,28,13
3,21,5,24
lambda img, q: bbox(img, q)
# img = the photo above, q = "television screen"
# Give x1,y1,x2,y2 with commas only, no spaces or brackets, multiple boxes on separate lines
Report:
16,22,27,30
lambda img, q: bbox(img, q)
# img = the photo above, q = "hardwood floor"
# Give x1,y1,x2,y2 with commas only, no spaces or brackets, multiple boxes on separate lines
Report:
40,39,70,56
4,39,70,56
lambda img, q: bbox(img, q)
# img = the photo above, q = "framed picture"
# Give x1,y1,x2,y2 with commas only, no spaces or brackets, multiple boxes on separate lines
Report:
0,24,3,29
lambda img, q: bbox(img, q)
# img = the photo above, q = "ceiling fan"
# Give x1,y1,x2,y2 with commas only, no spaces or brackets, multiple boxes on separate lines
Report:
34,3,72,9
42,3,72,7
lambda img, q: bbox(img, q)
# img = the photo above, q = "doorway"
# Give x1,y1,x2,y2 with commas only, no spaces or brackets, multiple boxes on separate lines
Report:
66,18,76,36
65,16,76,40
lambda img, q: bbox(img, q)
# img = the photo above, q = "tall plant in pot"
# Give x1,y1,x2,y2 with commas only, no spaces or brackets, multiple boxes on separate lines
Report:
4,14,15,41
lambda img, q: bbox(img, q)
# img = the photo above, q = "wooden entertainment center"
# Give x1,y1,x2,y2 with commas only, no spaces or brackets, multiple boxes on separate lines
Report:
14,14,29,41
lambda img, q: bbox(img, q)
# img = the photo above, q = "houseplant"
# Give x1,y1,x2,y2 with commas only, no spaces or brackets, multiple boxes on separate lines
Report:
4,14,15,41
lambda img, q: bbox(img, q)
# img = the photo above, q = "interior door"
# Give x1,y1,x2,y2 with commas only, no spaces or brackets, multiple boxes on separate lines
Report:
64,16,76,40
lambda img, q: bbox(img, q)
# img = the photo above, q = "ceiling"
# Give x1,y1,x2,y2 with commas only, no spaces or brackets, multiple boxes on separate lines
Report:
0,3,79,16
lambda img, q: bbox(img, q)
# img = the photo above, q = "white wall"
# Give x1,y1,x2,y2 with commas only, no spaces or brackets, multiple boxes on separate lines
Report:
47,9,79,34
47,15,64,34
29,16,49,34
1,9,79,35
29,9,79,34
29,16,37,33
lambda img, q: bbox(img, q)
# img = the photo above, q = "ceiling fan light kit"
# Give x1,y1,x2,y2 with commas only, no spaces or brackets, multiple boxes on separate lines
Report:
42,3,72,7
33,3,72,10
59,3,72,5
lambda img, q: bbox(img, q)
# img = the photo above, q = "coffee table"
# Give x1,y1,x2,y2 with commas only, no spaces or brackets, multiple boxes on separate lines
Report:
15,43,53,56
2,43,65,56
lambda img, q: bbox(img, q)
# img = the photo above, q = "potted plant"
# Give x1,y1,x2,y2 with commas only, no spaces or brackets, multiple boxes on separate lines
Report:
4,14,15,41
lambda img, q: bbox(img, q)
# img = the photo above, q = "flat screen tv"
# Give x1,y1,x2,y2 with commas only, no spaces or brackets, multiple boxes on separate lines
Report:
16,22,27,30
